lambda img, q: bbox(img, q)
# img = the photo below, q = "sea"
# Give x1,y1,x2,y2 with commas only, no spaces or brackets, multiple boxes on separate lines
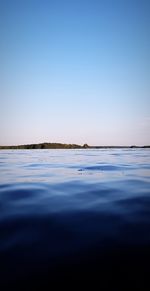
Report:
0,149,150,289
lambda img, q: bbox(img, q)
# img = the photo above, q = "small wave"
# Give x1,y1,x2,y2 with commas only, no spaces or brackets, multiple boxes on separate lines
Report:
78,164,136,172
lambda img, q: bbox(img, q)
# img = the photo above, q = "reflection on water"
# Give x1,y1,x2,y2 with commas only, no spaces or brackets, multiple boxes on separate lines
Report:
0,149,150,288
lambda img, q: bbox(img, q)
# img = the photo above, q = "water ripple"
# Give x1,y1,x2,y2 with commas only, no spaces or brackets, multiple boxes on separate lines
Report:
0,149,150,287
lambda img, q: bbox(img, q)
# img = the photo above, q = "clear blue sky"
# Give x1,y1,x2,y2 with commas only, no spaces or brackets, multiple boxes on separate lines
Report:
0,0,150,146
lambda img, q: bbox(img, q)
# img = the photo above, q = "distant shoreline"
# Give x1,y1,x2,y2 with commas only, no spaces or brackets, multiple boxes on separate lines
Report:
0,143,150,150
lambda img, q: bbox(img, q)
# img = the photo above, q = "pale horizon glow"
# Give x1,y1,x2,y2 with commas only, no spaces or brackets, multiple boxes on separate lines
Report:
0,0,150,146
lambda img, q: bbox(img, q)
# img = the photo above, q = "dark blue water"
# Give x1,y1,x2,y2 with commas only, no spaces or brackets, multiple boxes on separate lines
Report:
0,149,150,288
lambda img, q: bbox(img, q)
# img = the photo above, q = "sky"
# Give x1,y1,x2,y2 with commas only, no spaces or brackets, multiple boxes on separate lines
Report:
0,0,150,146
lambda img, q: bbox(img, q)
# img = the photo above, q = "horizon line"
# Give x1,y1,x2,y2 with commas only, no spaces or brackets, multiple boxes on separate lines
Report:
0,142,150,149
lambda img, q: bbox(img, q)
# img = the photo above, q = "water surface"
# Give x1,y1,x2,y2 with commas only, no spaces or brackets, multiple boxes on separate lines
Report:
0,149,150,288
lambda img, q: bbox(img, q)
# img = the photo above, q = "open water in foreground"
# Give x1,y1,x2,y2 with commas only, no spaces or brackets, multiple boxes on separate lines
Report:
0,149,150,289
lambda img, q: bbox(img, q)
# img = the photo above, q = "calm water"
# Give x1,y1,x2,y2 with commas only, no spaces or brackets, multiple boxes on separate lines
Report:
0,149,150,288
